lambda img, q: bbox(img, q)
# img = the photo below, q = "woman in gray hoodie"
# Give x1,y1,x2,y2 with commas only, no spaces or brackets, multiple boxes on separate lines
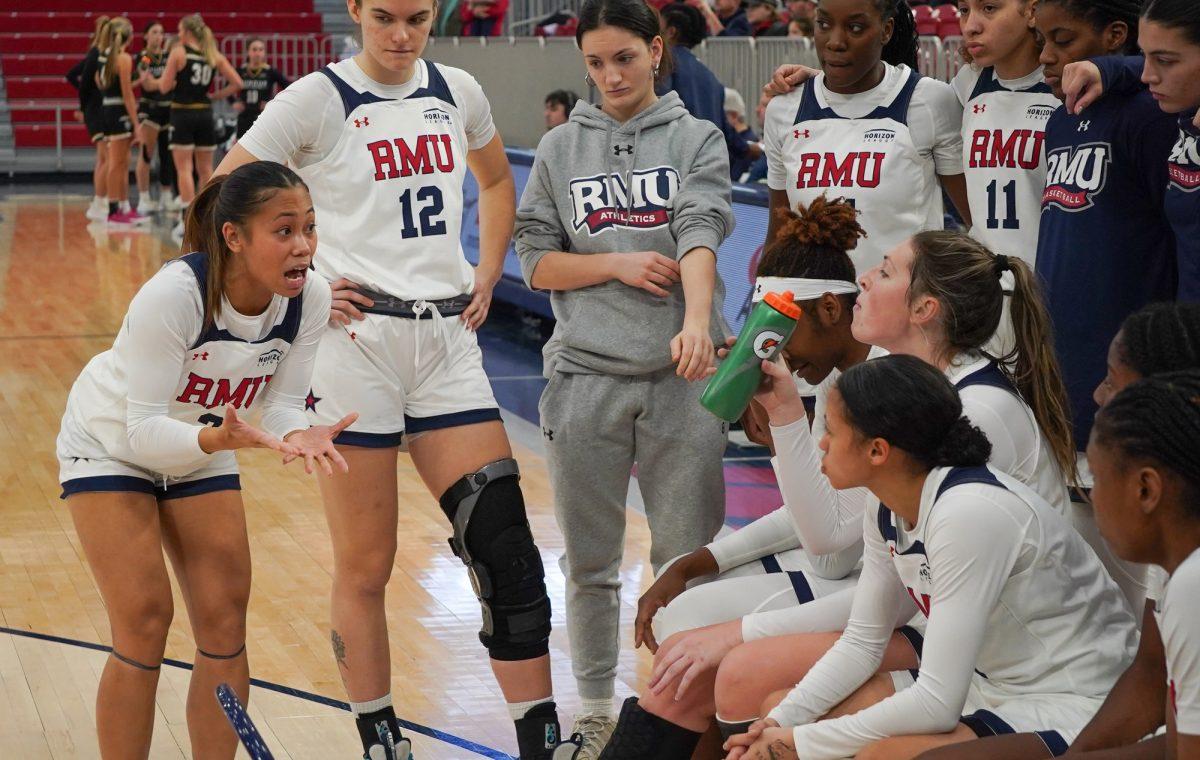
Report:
514,0,735,754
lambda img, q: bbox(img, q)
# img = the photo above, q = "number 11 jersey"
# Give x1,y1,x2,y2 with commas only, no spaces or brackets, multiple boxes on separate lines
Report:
954,65,1059,264
240,57,497,301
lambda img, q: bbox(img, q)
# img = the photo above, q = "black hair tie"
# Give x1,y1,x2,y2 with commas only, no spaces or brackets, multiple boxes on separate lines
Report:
993,254,1011,277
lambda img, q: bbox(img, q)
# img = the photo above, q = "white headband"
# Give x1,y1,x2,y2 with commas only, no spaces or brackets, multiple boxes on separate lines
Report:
752,277,859,303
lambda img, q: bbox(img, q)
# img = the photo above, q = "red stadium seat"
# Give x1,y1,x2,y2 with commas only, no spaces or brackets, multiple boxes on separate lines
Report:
13,122,92,148
0,13,322,35
937,16,962,38
1,1,323,160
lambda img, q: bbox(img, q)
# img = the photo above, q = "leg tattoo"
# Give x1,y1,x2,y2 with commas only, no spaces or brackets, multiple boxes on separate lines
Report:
331,629,349,670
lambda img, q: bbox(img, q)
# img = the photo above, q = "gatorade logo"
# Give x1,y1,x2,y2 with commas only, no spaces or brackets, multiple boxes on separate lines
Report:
753,330,785,359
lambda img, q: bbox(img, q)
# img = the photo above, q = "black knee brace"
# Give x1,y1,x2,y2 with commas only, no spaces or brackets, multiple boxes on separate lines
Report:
440,458,551,661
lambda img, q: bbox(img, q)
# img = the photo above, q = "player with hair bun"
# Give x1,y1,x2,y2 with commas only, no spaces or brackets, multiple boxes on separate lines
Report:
920,301,1200,759
717,355,1134,760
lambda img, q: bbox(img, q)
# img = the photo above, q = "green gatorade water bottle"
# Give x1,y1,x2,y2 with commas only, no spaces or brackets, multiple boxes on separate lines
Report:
700,290,802,422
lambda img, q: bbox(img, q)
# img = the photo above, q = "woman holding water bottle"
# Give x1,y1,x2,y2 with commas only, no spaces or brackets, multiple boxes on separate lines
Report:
513,0,734,750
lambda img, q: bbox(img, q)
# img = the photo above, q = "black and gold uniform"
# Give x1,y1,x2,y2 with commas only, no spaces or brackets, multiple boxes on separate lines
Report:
136,49,172,130
97,52,135,140
233,63,289,138
168,45,216,150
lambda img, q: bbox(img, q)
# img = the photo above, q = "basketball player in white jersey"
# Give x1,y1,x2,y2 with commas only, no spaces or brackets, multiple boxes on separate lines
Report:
214,1,578,757
1082,373,1200,760
606,230,1080,752
636,199,875,658
917,305,1200,760
720,355,1135,760
953,0,1057,265
56,161,353,759
761,0,970,274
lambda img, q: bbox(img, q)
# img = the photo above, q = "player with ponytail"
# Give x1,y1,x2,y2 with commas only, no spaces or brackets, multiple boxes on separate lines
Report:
717,355,1134,760
56,160,350,758
67,15,112,221
146,13,241,236
94,16,146,226
921,303,1200,759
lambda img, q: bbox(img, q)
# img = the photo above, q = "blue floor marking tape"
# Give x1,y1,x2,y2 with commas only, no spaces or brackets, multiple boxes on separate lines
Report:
0,626,514,760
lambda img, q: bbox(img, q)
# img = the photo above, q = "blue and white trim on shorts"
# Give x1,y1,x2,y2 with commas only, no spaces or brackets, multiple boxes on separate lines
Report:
60,473,241,501
759,554,816,605
332,408,502,448
960,709,1069,756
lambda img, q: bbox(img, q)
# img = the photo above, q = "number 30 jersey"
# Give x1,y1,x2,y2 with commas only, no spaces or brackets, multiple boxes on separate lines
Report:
953,65,1059,265
240,58,497,301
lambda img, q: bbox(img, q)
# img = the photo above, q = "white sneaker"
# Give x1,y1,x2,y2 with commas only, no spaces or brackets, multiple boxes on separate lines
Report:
137,197,158,214
85,200,107,221
570,715,616,760
166,194,183,212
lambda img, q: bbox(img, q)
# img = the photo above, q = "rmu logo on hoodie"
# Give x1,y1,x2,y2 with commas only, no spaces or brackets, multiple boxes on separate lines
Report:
569,167,681,235
1168,131,1200,191
1041,142,1111,212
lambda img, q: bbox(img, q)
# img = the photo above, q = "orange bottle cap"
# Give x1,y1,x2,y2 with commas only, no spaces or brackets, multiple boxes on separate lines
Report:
763,291,802,320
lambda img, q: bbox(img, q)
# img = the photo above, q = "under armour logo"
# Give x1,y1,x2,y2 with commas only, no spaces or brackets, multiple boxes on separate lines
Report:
1077,121,1090,132
191,351,209,361
973,104,986,114
354,117,370,128
542,427,555,441
613,144,633,155
793,129,811,139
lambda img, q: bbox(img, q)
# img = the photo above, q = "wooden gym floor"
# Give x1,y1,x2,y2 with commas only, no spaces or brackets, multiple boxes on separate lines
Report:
0,189,779,759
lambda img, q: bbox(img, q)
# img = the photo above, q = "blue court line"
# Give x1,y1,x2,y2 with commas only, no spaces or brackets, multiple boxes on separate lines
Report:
0,626,514,760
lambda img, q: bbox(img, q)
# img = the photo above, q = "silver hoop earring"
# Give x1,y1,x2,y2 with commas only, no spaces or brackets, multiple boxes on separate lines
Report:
584,73,595,87
653,65,660,78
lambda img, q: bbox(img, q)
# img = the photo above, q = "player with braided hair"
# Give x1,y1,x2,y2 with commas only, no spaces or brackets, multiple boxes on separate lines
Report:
716,355,1134,760
1096,302,1200,408
917,305,1200,760
759,0,970,274
1083,371,1200,760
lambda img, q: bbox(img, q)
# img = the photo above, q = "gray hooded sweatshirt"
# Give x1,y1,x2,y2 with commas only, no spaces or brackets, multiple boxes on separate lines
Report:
514,91,735,376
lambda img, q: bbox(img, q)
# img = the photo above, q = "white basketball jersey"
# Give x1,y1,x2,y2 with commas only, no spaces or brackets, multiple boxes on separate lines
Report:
766,65,943,274
1155,548,1200,735
61,253,310,475
298,59,476,301
955,65,1059,263
878,466,1136,697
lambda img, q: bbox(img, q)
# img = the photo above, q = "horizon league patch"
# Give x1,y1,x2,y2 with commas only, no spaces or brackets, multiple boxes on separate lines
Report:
569,166,680,235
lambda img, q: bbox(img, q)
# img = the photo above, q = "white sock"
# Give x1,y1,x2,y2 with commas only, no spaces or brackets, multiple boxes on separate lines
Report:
92,195,106,206
579,697,614,719
507,695,554,722
120,200,131,213
349,693,393,717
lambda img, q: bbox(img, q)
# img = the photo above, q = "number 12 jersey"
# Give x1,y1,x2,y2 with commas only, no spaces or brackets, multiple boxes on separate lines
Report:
240,57,497,301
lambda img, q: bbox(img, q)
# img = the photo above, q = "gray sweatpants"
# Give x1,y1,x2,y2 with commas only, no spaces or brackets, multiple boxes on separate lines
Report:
538,367,728,701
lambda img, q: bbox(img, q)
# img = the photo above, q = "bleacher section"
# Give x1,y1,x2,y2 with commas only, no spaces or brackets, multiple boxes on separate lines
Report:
0,0,320,149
